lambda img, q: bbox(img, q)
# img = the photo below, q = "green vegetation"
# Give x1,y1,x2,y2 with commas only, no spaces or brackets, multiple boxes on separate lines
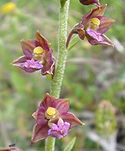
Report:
0,0,125,150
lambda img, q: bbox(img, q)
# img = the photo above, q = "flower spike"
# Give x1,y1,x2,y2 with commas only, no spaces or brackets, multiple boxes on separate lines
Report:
31,94,84,143
13,32,55,77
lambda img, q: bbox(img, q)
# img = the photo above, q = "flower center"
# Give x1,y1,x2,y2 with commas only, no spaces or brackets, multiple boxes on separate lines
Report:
33,46,45,61
47,107,56,116
33,46,44,55
89,18,101,30
45,107,58,120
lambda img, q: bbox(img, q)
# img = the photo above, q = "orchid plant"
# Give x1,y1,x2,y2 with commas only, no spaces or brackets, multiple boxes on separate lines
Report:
10,0,114,150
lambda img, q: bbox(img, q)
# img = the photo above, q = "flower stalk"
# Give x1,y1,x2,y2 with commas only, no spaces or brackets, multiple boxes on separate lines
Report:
45,0,70,151
50,0,70,98
45,137,55,151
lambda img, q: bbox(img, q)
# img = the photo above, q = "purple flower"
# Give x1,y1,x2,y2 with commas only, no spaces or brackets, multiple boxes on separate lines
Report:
66,5,115,47
13,32,55,76
31,94,84,143
79,0,100,5
48,118,70,139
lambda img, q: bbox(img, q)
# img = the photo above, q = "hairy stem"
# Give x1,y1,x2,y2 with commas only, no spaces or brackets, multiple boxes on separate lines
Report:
51,0,70,98
45,136,56,151
45,0,70,151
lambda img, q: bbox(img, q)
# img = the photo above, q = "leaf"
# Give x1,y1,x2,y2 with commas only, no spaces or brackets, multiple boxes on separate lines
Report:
63,137,76,151
60,0,68,7
67,35,80,51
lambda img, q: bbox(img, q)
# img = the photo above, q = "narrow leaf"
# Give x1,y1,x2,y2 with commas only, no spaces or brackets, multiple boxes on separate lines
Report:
67,35,80,51
63,137,76,151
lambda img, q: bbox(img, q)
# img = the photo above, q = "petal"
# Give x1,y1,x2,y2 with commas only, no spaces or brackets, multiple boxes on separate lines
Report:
41,52,55,76
35,32,55,76
77,28,86,40
86,29,103,42
24,59,42,69
13,58,42,73
40,93,55,109
13,56,32,72
31,123,49,143
32,112,37,119
55,99,69,114
21,40,36,58
61,112,84,127
12,56,27,64
97,16,115,34
66,24,85,48
82,5,107,24
33,111,46,125
36,111,47,125
36,32,50,51
87,5,107,18
43,59,55,76
99,34,114,46
86,29,113,46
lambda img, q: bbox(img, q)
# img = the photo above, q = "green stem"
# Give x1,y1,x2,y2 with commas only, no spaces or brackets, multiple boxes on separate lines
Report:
45,0,70,151
51,0,70,98
45,136,56,151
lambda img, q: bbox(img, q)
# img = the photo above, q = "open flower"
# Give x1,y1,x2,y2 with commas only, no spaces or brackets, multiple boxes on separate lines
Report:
66,5,115,47
32,94,84,142
79,0,100,6
13,32,55,76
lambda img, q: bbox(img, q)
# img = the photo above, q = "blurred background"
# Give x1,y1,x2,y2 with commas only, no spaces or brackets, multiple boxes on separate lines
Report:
0,0,125,151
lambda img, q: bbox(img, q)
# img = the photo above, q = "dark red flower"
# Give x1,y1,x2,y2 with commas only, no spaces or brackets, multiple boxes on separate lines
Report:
66,5,115,47
31,94,84,143
13,32,55,76
79,0,100,5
